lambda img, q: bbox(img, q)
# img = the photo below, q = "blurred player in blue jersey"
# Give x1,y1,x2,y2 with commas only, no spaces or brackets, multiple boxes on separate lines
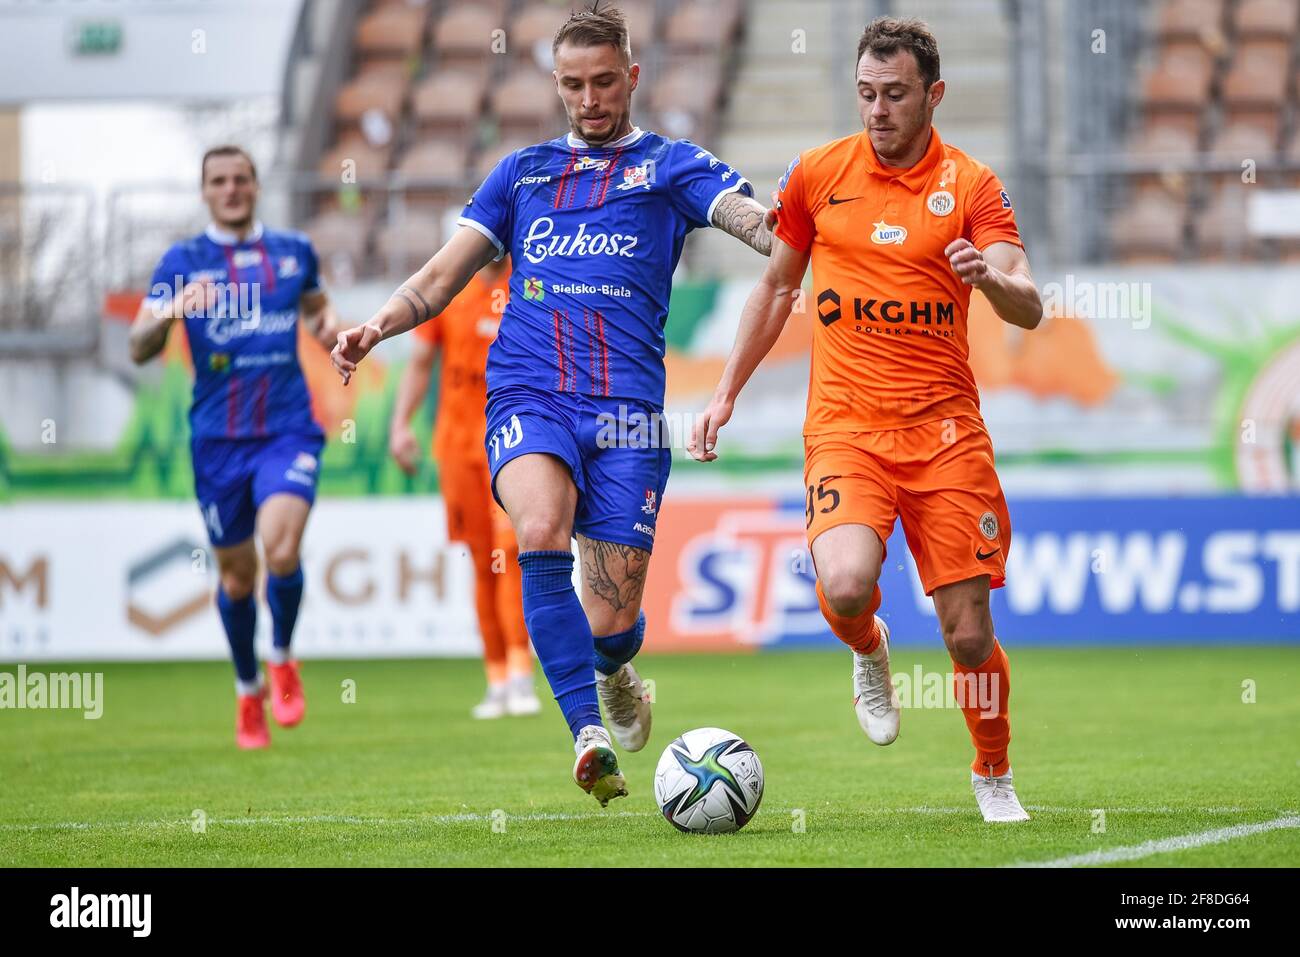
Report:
129,145,342,750
331,5,774,805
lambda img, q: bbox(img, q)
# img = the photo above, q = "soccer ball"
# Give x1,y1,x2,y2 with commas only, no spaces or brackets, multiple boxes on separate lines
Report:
653,727,764,834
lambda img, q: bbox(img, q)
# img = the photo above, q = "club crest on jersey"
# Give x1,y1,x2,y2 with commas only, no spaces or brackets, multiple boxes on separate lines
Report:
292,452,318,473
523,277,545,300
927,190,955,217
616,160,655,191
642,489,658,515
575,156,610,172
979,511,999,540
277,255,299,278
870,221,908,245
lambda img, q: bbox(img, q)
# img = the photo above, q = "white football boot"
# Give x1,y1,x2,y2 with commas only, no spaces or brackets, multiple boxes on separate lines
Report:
852,616,900,745
971,768,1031,822
470,683,508,720
505,675,542,716
596,662,652,752
572,724,628,807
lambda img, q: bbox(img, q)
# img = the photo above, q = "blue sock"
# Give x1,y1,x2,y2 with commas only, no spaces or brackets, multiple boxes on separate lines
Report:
266,565,304,657
518,550,601,739
594,610,645,676
217,587,258,685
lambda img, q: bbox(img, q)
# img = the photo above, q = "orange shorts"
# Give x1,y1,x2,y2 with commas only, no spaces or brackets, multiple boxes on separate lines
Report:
803,414,1012,595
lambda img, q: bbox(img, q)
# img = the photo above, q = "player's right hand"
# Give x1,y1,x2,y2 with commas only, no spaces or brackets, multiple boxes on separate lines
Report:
389,424,419,476
331,321,383,385
688,396,733,463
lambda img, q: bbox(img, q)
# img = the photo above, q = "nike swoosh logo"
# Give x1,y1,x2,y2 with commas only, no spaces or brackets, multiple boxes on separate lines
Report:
828,194,861,205
976,547,1000,561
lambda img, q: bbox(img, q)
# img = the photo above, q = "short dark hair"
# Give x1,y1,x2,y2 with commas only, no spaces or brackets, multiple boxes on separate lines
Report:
201,145,257,185
856,16,941,89
552,2,631,64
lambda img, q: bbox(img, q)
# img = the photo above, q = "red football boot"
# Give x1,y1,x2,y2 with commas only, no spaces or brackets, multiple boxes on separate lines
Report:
266,660,306,728
236,689,271,750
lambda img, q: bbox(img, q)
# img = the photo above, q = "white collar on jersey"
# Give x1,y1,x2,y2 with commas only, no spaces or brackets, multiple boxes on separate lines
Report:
565,126,646,150
205,220,265,246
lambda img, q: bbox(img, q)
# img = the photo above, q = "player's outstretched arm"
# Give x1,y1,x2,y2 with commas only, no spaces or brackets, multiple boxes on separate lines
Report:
128,281,215,365
299,290,344,351
688,236,810,463
331,226,496,385
711,191,777,257
388,334,437,477
945,239,1043,330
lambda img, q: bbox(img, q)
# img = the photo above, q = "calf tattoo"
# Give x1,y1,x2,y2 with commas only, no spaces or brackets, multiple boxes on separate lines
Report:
579,536,649,612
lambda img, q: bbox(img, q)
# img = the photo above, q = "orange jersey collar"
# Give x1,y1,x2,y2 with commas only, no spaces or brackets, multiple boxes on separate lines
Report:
858,126,944,194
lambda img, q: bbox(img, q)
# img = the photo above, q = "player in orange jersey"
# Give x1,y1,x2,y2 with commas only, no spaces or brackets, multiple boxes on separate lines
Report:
690,17,1043,822
390,256,540,719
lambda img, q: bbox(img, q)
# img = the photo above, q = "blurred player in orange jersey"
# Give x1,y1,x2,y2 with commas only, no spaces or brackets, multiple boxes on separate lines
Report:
691,17,1043,822
389,256,540,718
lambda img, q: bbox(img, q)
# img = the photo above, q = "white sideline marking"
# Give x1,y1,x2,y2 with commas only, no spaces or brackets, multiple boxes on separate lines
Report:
1013,814,1300,868
0,806,1263,833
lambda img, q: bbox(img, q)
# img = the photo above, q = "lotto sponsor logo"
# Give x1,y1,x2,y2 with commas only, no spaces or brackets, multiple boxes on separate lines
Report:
870,221,907,244
520,216,640,264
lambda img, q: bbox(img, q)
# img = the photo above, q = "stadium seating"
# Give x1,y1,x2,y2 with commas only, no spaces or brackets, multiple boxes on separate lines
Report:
306,0,746,282
1115,0,1300,261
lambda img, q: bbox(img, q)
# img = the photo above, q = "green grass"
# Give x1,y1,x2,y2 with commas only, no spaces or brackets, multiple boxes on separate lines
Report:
2,648,1298,867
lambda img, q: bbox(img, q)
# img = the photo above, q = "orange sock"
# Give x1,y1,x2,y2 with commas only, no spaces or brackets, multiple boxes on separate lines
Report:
952,638,1011,777
816,580,881,655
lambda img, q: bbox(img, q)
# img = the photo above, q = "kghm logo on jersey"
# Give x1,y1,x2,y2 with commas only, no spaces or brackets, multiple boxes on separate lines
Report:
523,277,545,301
871,221,907,245
616,160,655,191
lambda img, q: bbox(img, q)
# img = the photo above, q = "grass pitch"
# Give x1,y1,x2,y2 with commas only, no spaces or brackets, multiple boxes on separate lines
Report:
2,647,1297,867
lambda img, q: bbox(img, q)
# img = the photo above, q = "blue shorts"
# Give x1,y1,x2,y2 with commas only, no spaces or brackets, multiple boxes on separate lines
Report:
191,433,325,547
484,385,672,553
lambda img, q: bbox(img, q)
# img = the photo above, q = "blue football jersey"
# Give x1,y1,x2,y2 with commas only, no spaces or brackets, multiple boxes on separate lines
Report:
144,223,324,440
458,127,753,408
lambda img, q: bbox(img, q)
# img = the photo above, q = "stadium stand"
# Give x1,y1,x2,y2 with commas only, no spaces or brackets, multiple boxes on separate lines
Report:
305,0,746,283
1115,0,1299,261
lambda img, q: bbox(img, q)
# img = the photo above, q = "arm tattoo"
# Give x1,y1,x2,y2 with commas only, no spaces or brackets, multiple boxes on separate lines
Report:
391,284,432,326
711,192,773,257
579,536,650,613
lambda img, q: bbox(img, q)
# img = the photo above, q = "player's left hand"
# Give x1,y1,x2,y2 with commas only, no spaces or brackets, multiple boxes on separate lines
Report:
331,321,383,386
764,190,780,232
945,238,991,287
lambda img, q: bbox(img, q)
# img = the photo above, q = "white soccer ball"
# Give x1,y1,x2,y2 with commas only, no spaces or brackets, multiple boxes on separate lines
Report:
654,727,764,834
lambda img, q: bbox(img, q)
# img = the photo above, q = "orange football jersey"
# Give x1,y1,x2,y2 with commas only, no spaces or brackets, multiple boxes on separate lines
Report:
774,126,1022,434
415,269,510,461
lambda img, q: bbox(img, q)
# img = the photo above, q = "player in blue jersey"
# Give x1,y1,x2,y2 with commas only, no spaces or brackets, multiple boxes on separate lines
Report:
331,5,774,805
129,145,342,750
